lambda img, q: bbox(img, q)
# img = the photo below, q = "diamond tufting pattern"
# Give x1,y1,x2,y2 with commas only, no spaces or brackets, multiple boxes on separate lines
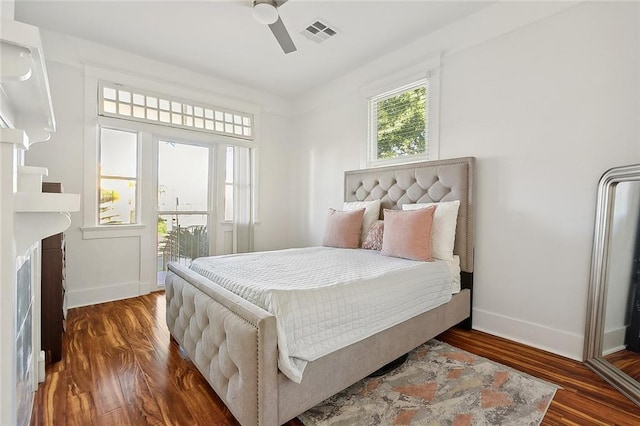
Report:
345,158,474,273
166,272,271,426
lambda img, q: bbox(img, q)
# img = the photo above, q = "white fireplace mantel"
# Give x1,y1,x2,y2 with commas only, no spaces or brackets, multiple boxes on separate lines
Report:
0,19,78,426
0,18,56,145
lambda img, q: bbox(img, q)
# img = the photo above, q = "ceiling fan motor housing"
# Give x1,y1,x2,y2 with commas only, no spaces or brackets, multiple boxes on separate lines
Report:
253,0,279,25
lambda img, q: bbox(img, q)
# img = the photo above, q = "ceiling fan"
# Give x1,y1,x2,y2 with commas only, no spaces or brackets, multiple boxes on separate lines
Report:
252,0,297,54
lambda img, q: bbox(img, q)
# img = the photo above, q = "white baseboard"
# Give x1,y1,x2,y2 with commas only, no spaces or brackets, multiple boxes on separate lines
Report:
603,326,628,356
472,308,584,361
67,281,151,309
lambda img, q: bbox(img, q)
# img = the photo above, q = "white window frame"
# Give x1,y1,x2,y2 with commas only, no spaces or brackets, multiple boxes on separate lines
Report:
363,55,440,167
81,65,259,236
78,64,260,295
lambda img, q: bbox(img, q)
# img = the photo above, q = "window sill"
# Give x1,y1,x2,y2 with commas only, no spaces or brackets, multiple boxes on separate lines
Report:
81,224,146,240
367,154,431,169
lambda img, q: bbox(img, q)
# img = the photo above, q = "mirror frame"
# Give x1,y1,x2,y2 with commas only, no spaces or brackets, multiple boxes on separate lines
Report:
584,163,640,407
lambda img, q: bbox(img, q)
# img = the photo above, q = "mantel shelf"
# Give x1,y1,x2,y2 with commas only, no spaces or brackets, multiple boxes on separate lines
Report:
0,19,56,145
14,192,80,213
13,192,80,253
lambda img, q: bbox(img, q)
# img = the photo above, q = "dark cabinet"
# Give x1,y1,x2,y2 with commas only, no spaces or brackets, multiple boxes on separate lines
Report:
42,182,66,364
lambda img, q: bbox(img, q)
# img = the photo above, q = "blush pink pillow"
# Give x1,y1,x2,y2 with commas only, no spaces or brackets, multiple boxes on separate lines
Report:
381,207,436,261
322,208,366,249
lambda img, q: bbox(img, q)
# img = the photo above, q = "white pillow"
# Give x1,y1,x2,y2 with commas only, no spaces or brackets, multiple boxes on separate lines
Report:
343,200,382,245
402,200,460,261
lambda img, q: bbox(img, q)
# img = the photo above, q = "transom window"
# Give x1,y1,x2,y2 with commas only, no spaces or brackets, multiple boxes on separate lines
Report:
99,82,254,140
369,78,430,165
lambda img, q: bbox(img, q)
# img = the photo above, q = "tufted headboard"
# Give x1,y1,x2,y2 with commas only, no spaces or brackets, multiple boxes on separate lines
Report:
344,157,475,274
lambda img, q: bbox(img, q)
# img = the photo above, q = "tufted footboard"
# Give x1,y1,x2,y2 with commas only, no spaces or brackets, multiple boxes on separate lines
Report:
166,263,279,426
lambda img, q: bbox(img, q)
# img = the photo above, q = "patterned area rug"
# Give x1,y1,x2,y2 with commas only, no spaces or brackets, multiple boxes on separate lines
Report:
298,340,558,426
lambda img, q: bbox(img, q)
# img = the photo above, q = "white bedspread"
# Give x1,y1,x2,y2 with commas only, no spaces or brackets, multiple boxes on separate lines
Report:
190,247,453,383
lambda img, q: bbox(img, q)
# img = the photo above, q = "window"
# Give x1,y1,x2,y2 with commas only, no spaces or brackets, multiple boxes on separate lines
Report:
99,82,254,140
99,128,138,224
368,78,431,165
224,146,234,221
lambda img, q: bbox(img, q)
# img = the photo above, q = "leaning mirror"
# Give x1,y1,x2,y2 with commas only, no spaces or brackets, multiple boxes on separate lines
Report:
585,163,640,406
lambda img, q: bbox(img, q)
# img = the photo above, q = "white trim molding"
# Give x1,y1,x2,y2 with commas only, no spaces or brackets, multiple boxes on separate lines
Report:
472,307,584,361
80,224,145,240
66,280,151,309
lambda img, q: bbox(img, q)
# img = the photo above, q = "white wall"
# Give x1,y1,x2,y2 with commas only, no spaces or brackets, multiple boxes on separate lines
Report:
26,31,295,308
290,1,640,360
253,111,301,251
0,0,15,20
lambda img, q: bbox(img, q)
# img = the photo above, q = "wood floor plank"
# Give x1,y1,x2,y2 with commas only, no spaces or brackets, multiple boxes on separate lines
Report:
90,345,128,416
65,392,97,426
181,384,239,425
30,367,66,426
605,349,640,382
31,292,640,425
114,339,165,425
136,341,198,425
96,407,132,426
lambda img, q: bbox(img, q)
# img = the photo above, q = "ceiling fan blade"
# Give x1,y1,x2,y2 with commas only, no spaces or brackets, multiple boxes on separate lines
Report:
268,16,297,54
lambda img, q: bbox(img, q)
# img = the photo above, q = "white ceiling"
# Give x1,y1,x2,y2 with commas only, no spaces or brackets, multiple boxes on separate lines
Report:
15,0,493,99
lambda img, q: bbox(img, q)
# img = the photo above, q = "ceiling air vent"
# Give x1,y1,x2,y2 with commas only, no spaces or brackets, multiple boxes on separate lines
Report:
301,20,337,44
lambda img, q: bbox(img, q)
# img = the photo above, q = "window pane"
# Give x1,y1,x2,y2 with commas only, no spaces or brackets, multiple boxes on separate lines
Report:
118,90,131,103
225,146,234,184
99,178,136,224
375,85,427,160
133,106,145,118
158,141,209,212
157,213,208,282
100,128,137,177
118,103,131,116
133,93,145,106
103,87,117,100
224,184,233,221
103,100,117,114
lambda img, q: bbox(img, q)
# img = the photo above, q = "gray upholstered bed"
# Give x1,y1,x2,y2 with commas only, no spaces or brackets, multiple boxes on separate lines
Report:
165,156,475,426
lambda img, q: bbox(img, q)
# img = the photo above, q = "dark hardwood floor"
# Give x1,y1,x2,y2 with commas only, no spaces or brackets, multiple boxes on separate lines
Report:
605,349,640,383
31,292,640,425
